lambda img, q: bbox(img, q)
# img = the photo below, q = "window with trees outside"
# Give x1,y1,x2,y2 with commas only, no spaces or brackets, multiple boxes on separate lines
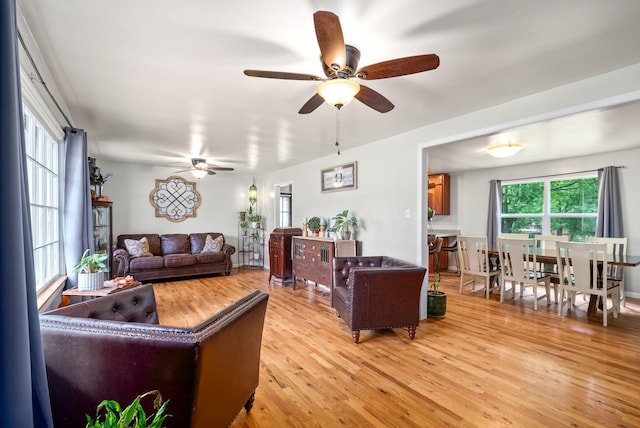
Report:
24,106,63,292
501,173,598,242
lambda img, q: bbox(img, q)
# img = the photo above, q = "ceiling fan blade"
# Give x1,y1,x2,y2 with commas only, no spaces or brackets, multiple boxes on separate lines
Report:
355,85,394,113
357,54,440,80
298,93,325,114
244,70,323,81
314,11,346,71
174,169,191,173
207,170,216,175
209,167,234,172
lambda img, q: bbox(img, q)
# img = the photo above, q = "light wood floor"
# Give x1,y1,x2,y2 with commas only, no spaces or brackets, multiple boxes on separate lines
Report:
153,269,640,427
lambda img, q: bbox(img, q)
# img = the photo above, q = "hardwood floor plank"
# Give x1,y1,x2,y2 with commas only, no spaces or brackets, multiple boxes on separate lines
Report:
152,269,640,427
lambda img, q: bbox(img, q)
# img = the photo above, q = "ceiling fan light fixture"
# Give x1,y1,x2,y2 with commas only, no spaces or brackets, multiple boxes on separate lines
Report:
317,79,360,108
190,169,208,179
486,140,524,158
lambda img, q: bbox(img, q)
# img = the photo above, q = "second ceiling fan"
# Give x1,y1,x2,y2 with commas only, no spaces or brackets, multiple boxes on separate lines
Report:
244,11,440,114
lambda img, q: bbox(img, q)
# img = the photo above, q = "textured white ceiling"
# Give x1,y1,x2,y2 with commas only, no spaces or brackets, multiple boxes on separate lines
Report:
16,0,640,174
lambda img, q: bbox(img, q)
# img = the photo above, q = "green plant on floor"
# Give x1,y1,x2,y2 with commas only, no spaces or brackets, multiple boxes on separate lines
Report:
73,249,108,273
85,390,170,428
427,273,446,317
307,216,321,233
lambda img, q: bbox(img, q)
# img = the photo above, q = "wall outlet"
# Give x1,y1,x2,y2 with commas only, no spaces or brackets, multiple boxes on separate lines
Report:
405,209,411,218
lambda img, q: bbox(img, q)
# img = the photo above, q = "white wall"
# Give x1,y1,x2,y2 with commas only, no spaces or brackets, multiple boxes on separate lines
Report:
262,136,422,264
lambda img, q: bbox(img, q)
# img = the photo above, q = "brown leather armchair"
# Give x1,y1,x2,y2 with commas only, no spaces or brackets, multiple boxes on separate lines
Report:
40,284,269,428
332,256,427,344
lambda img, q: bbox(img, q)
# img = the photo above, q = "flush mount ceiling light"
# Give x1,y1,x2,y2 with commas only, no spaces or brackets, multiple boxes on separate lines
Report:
317,79,361,108
486,140,524,158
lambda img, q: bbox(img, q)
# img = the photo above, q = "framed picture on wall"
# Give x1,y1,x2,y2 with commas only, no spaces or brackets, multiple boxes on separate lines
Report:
321,161,357,193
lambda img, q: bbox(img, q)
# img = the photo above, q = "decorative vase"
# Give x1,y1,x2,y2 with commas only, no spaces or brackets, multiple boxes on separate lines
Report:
78,271,105,291
427,291,447,317
342,231,351,240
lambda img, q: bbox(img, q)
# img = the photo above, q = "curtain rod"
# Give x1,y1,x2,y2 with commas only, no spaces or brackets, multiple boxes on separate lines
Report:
499,165,624,182
17,30,73,128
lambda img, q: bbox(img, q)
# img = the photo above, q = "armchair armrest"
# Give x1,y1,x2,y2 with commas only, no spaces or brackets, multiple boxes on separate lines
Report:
113,248,131,277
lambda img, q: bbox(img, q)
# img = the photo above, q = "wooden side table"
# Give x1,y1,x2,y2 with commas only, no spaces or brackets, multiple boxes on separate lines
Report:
59,281,143,307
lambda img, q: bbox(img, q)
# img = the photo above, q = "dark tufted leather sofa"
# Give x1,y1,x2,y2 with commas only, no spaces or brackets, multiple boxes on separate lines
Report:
40,284,269,428
332,256,427,344
113,233,235,282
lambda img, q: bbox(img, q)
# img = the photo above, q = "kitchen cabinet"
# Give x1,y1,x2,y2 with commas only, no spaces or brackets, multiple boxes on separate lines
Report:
428,173,450,215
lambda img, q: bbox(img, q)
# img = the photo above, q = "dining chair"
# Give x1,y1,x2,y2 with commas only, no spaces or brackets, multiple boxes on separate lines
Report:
556,241,620,326
457,235,501,299
429,236,444,274
585,237,628,307
497,238,553,310
534,235,570,284
499,233,529,239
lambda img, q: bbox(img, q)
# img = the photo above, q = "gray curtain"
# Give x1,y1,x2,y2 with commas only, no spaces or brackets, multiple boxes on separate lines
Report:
0,0,53,425
486,179,501,248
596,166,623,238
63,127,93,288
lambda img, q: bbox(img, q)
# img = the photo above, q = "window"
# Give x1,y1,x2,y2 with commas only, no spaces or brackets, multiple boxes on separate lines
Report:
501,173,598,241
24,106,63,291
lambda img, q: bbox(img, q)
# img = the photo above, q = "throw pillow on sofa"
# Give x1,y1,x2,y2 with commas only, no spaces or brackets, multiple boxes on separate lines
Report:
201,234,224,253
125,236,153,258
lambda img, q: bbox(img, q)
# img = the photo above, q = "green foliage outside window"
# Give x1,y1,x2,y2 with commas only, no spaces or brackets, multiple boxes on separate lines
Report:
550,178,598,213
501,176,598,241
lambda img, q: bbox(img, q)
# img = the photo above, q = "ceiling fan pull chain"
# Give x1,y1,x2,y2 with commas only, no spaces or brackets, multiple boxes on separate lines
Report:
335,106,341,155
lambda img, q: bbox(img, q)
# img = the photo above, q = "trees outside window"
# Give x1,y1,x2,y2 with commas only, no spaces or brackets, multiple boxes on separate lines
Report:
501,174,598,241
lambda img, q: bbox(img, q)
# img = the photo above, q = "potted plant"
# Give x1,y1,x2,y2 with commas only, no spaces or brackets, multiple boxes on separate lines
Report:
307,216,321,236
73,249,108,291
329,209,358,240
427,207,435,220
85,389,170,428
427,273,447,317
247,213,262,229
240,220,249,235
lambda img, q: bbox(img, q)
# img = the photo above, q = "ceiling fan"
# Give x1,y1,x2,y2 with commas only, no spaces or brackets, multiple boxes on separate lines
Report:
175,158,234,178
244,11,440,114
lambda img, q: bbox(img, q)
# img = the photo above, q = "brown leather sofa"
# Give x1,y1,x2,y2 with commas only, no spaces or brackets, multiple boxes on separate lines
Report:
40,284,269,428
113,233,235,282
332,256,427,344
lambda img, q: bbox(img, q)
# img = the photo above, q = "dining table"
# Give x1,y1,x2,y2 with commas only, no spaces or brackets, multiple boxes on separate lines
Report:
487,247,640,316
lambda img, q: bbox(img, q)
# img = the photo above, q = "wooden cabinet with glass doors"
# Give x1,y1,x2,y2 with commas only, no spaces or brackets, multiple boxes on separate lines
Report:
92,200,113,278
